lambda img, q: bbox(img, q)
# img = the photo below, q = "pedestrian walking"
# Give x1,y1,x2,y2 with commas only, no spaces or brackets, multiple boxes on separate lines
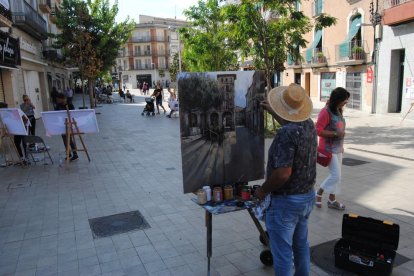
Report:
66,86,73,104
255,83,317,276
151,84,166,114
20,95,36,135
315,87,350,210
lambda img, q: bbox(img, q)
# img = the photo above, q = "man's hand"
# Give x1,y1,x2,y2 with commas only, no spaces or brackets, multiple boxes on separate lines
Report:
254,186,266,200
260,100,277,118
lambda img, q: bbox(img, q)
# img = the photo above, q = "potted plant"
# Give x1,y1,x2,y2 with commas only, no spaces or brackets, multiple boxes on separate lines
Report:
316,52,326,63
351,46,364,60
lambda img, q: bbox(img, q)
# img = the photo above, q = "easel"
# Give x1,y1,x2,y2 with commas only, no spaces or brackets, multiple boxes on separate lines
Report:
64,107,91,164
400,102,414,125
0,120,24,166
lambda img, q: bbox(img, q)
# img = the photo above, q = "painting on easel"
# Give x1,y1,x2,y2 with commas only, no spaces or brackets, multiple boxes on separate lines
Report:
0,108,28,135
41,110,99,136
178,71,266,193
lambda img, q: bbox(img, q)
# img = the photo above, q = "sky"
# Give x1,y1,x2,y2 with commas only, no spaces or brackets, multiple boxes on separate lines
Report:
108,0,200,23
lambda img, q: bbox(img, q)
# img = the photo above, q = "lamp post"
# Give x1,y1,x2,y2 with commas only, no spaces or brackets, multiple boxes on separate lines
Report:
369,0,381,114
168,26,182,74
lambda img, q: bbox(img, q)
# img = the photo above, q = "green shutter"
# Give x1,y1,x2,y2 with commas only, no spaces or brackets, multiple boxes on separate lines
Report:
317,0,323,14
339,16,361,58
305,30,322,62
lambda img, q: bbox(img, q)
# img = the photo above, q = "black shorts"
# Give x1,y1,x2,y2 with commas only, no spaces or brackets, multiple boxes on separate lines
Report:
156,98,162,105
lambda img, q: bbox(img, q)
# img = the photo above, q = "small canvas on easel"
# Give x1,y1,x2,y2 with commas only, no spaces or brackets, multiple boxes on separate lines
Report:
178,71,266,193
0,108,27,135
41,109,99,136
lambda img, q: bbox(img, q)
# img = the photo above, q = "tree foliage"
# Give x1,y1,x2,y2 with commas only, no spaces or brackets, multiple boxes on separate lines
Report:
224,0,336,91
181,0,239,72
169,53,188,82
54,0,134,107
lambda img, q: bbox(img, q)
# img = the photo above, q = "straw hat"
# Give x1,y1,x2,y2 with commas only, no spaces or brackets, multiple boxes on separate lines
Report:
267,83,313,122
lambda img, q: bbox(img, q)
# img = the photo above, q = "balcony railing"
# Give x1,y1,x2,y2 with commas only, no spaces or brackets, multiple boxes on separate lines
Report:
335,40,368,65
43,46,64,62
130,36,169,43
39,0,52,13
129,64,168,70
384,0,412,9
11,0,48,40
303,48,329,67
131,50,152,57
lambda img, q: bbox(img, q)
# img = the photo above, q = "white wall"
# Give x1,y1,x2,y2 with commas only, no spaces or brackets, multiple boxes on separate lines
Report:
377,22,414,118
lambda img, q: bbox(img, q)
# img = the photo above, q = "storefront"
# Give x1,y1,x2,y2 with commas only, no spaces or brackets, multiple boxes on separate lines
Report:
0,29,21,104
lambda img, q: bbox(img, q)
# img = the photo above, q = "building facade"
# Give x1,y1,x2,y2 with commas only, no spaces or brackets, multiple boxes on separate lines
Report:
0,0,69,118
377,0,414,119
115,15,187,90
283,0,376,113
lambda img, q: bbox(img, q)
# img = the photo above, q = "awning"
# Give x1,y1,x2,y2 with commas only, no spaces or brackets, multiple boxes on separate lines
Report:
0,65,19,70
339,16,361,58
305,30,322,62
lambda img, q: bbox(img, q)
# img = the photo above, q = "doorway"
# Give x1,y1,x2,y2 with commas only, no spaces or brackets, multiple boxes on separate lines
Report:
305,73,310,96
346,72,362,110
23,71,43,118
294,73,301,85
388,49,405,113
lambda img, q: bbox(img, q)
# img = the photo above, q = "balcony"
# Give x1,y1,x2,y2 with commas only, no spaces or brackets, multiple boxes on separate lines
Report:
303,48,329,68
286,54,302,69
335,40,367,66
11,0,48,40
42,46,64,62
39,0,52,13
130,36,169,43
382,0,414,25
154,50,168,56
0,2,12,27
129,64,168,70
131,50,152,57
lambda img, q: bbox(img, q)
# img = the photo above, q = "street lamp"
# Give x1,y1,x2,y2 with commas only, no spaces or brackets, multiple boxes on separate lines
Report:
369,0,381,114
168,26,182,73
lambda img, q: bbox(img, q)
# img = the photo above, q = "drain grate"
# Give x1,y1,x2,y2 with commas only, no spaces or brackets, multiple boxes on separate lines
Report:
89,210,150,238
342,158,370,166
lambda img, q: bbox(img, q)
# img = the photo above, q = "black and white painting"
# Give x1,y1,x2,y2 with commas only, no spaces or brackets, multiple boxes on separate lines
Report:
178,71,266,193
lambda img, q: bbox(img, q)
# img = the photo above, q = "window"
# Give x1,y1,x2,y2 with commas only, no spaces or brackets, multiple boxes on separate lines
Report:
135,46,141,55
320,72,336,101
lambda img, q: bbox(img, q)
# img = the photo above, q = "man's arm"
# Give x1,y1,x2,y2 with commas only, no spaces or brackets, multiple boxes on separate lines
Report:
255,167,292,200
261,167,292,194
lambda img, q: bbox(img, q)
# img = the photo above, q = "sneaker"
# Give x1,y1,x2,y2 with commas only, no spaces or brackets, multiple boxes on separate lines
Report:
70,155,79,161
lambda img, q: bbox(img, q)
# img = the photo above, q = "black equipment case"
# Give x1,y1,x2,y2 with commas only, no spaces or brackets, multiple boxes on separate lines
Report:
334,213,400,276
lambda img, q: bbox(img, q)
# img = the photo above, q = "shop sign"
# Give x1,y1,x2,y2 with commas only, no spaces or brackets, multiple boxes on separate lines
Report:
20,38,37,55
0,30,21,68
406,77,414,88
366,67,373,83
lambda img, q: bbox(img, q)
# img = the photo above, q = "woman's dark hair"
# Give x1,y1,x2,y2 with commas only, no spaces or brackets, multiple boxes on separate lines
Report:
328,87,350,115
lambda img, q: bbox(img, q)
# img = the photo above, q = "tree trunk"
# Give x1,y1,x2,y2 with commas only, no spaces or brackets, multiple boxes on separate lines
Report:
88,78,95,108
81,75,86,108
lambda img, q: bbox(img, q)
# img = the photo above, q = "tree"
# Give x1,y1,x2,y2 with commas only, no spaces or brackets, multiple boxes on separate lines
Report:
181,0,239,72
224,0,336,92
55,0,134,108
168,53,187,82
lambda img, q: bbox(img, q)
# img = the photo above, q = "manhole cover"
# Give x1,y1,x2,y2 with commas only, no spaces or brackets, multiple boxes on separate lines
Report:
89,210,150,238
311,239,410,275
342,158,370,166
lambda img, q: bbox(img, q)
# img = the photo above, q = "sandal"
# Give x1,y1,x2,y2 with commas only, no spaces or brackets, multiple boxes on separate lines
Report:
327,200,346,210
315,193,322,208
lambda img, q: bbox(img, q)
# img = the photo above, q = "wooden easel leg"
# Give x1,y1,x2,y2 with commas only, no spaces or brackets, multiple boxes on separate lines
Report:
65,119,71,164
72,119,91,162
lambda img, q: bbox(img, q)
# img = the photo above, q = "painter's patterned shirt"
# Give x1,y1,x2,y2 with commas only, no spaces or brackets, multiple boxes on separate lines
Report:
266,118,317,194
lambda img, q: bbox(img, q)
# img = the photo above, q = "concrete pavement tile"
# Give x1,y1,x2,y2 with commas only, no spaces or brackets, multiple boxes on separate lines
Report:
144,260,167,273
100,259,123,274
58,269,80,276
78,264,101,276
35,264,57,276
97,251,119,264
215,264,242,276
124,264,148,276
78,255,99,268
14,268,37,276
57,260,78,273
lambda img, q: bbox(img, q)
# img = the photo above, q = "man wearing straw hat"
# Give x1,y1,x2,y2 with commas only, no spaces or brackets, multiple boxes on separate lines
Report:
255,83,317,276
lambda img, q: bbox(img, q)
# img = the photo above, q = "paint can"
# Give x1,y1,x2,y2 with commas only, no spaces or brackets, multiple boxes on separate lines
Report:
224,185,233,200
203,186,212,201
197,189,207,205
241,185,251,201
213,187,222,203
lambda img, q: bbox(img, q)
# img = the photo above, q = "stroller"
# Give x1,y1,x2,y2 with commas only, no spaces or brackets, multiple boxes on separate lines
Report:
141,97,155,116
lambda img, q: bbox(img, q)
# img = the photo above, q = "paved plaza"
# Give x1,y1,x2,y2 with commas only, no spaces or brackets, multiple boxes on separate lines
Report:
1,90,414,276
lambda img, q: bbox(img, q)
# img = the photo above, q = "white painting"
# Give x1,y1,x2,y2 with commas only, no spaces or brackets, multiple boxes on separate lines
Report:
41,109,99,136
0,108,28,135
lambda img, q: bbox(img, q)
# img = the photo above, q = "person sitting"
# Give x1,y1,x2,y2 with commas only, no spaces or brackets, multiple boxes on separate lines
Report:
119,89,126,102
126,90,134,103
